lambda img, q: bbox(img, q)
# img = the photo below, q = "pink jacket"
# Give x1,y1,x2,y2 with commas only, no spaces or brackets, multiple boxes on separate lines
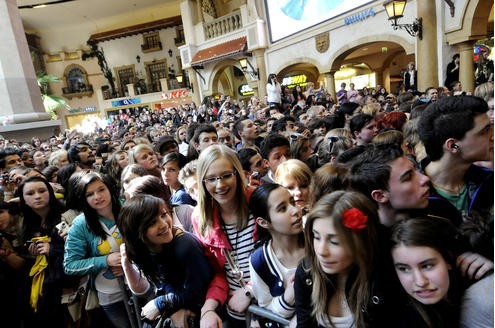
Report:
191,188,257,306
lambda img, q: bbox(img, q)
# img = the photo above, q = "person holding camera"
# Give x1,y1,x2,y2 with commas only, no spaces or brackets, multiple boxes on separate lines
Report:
266,73,282,109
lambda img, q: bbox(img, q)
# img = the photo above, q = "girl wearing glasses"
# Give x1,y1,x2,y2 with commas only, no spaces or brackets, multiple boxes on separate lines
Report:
193,144,257,328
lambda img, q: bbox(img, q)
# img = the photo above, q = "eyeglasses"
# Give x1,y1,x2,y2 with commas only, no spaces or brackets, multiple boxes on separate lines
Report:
203,172,236,185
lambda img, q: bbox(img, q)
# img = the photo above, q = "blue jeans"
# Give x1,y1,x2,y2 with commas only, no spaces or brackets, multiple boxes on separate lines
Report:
101,301,133,328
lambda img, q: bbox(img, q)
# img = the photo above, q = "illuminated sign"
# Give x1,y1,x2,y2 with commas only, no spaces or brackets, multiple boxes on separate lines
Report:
281,74,308,89
160,88,189,100
111,98,141,107
344,8,375,25
238,84,254,96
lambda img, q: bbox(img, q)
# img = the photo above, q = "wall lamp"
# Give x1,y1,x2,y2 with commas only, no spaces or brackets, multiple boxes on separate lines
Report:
168,49,173,57
239,58,259,79
136,55,141,63
383,0,422,40
176,75,183,83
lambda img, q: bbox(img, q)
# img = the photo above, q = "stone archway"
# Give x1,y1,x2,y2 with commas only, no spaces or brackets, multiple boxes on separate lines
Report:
328,38,411,94
208,59,247,98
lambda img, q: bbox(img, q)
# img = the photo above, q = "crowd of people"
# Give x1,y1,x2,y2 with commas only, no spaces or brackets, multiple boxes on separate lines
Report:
0,76,493,328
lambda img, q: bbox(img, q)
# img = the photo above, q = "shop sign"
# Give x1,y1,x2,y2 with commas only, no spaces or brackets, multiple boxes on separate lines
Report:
160,88,189,100
238,84,254,96
68,106,97,114
281,74,308,88
344,8,375,25
111,98,141,107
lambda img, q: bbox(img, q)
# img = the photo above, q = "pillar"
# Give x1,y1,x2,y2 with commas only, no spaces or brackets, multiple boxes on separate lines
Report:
417,0,438,90
324,71,336,102
456,41,476,94
0,0,59,139
186,67,201,104
160,78,169,92
253,49,267,98
126,84,135,97
375,68,384,87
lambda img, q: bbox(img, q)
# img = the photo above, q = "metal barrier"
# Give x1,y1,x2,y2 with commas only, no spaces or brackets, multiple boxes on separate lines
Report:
245,304,291,327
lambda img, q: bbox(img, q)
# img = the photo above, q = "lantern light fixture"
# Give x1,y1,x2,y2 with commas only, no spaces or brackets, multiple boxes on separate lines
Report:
383,0,422,40
239,58,259,79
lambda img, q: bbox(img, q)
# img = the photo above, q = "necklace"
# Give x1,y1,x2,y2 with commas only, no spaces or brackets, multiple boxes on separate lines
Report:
431,181,466,195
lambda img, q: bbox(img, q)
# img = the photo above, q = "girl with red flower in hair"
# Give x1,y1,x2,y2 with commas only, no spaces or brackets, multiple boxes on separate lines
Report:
294,190,398,327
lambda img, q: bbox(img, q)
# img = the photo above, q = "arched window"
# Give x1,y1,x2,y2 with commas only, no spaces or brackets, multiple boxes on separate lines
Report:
63,64,93,99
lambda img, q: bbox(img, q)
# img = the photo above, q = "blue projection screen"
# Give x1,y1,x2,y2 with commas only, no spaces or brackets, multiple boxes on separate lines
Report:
265,0,375,42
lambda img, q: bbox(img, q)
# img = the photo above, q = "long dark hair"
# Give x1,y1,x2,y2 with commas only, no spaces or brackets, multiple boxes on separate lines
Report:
78,171,121,239
304,191,379,327
390,216,463,328
118,195,172,281
19,175,62,241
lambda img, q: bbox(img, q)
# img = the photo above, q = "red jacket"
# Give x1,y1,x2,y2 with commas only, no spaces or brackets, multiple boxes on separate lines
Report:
191,187,257,305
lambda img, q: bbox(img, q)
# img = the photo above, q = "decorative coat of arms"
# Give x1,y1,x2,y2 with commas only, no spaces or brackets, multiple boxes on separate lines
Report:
315,32,330,53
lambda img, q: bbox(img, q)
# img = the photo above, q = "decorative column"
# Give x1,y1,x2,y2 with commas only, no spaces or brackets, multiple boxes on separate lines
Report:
186,68,201,104
375,68,384,87
456,41,476,93
160,78,169,92
0,0,60,139
253,49,267,98
416,0,438,90
324,71,336,101
126,84,135,97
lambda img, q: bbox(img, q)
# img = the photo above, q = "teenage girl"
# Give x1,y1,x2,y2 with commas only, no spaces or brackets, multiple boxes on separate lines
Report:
390,216,464,328
294,191,392,327
192,144,256,328
249,183,305,324
64,172,131,328
118,195,212,327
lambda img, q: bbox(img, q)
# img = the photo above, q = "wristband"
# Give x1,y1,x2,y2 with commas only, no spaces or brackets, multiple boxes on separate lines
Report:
201,309,216,320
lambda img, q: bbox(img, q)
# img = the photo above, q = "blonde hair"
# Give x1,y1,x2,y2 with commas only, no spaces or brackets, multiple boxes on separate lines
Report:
361,103,381,117
128,144,155,165
48,149,68,167
372,130,404,147
402,118,427,162
274,159,312,188
474,82,494,102
196,145,248,236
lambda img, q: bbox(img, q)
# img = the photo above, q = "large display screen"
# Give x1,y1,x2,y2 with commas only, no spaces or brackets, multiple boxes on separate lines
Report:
265,0,375,42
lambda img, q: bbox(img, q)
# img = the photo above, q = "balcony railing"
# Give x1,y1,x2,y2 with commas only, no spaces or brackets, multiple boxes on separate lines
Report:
203,10,242,40
141,41,162,53
62,85,94,99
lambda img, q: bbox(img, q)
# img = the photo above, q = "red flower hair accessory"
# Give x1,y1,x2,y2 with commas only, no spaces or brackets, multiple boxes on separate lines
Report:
342,208,368,233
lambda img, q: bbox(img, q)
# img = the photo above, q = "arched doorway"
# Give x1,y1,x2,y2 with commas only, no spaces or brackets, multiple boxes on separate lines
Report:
330,41,410,95
210,61,250,101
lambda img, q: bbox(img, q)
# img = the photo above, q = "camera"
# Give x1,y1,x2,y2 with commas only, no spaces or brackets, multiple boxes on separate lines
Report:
56,221,70,235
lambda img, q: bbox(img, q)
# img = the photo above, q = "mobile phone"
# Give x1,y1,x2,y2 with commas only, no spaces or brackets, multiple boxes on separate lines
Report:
251,171,260,180
25,240,33,247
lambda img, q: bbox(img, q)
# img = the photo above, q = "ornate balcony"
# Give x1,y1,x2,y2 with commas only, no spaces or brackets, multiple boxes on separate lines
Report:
203,10,242,40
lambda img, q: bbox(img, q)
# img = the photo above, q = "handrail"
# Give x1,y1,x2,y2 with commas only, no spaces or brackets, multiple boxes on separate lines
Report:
245,304,291,327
